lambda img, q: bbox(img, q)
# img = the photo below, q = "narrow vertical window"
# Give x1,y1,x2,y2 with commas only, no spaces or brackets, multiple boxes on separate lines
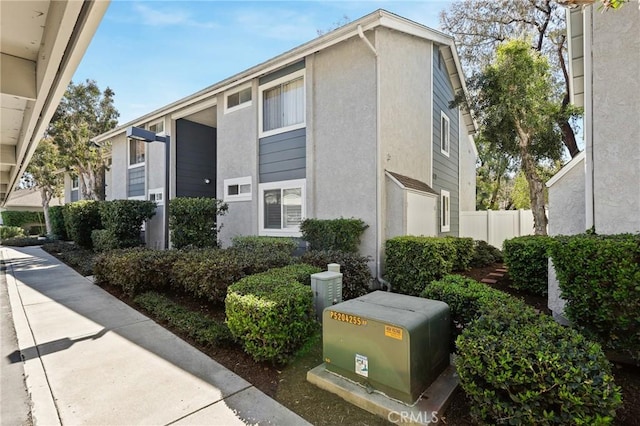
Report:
440,112,450,156
441,190,450,232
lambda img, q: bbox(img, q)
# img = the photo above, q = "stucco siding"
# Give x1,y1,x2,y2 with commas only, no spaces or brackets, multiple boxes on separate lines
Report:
108,133,128,200
548,157,586,236
385,178,405,239
459,111,476,211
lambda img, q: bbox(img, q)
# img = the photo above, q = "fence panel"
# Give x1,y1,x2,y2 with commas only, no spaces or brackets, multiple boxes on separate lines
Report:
460,210,536,249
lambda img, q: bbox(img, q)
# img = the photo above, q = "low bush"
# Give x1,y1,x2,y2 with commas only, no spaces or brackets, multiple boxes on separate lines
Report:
503,235,552,296
48,206,68,240
470,240,503,268
230,236,296,273
384,236,456,296
456,303,622,425
169,197,228,249
93,248,180,296
300,250,372,300
64,201,102,249
549,233,640,360
0,226,25,240
300,218,368,253
0,236,49,247
445,237,475,271
134,292,233,347
226,268,315,364
42,241,95,276
95,200,156,251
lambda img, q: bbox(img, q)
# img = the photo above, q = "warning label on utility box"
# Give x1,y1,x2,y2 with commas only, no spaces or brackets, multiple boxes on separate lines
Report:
384,325,403,340
355,354,368,377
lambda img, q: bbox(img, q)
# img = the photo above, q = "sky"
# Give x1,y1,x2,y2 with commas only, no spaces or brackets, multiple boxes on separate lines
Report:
72,0,453,125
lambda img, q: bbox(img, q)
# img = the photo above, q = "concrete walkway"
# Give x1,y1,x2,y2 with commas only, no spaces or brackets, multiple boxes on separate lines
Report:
1,246,310,426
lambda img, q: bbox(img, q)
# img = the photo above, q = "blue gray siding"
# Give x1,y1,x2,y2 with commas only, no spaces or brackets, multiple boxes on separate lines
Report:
259,128,306,183
176,119,217,198
432,48,460,235
128,166,145,197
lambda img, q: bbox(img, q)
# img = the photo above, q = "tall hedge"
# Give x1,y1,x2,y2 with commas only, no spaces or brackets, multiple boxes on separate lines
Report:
445,236,475,271
549,233,640,361
93,200,156,251
48,206,68,240
1,210,42,227
169,197,228,249
384,236,456,296
230,236,296,273
502,235,552,296
300,218,368,253
300,250,372,300
63,200,102,248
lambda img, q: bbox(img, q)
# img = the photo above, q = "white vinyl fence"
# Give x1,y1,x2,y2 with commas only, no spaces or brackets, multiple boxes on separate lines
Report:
460,210,536,249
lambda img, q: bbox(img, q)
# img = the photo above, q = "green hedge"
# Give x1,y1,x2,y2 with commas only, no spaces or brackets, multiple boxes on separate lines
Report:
456,303,622,425
134,291,233,347
300,250,371,300
470,240,503,268
300,218,368,253
41,241,95,276
0,226,25,240
503,235,552,296
549,233,640,360
445,237,475,271
226,267,315,364
230,236,296,273
64,201,102,249
169,197,228,249
48,206,68,240
1,210,42,227
93,200,156,251
0,236,49,247
384,236,456,296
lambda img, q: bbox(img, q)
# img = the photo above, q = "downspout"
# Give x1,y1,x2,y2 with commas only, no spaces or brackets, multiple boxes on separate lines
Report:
357,25,386,287
583,7,595,230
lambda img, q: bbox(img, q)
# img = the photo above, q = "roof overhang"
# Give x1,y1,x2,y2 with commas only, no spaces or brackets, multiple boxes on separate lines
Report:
0,0,109,206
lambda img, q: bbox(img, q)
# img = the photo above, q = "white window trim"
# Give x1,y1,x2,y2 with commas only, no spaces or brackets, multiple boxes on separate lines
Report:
148,188,164,206
128,138,146,169
440,111,450,157
224,82,253,114
224,176,252,202
258,69,306,139
258,178,306,237
71,175,79,191
440,189,450,232
128,195,145,201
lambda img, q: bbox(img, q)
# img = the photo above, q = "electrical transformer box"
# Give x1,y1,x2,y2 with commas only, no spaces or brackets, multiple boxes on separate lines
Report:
323,291,450,405
311,268,343,322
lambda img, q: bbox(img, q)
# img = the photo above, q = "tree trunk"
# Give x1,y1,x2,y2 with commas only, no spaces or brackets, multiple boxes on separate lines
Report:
516,123,548,235
40,188,53,236
93,164,106,201
557,36,581,158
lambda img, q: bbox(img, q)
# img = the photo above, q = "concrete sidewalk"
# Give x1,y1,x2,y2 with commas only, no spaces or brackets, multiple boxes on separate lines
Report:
1,246,310,426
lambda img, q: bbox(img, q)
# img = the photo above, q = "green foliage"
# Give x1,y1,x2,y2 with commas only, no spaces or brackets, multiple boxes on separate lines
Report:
300,218,368,253
445,237,475,271
470,240,503,267
384,236,456,296
169,197,228,249
48,206,68,240
0,226,25,240
226,267,315,364
63,200,102,248
549,233,640,360
134,292,233,347
230,236,296,272
0,236,49,247
41,241,95,276
422,274,524,350
300,250,372,300
93,248,181,296
503,235,552,296
272,263,322,286
1,211,42,227
91,230,119,253
94,200,156,251
456,304,622,425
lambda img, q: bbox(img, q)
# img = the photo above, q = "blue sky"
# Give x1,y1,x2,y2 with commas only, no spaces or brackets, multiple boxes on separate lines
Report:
72,1,453,124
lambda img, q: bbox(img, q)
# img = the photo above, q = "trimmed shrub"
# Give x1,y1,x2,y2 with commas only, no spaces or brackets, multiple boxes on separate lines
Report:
226,268,315,364
421,274,525,350
445,237,475,271
41,241,95,276
1,210,42,228
503,235,552,296
64,200,102,248
169,197,228,249
95,200,156,251
0,236,49,247
91,230,119,253
171,249,246,304
300,218,368,253
549,233,640,360
300,250,372,300
456,303,622,425
134,292,233,346
48,206,68,240
470,240,503,268
272,263,322,286
0,226,25,240
93,248,181,296
384,236,456,296
230,236,296,273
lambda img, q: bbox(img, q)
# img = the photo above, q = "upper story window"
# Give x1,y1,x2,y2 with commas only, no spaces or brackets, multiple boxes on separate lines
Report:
129,139,145,167
440,112,450,157
225,84,252,113
149,120,164,134
259,69,305,137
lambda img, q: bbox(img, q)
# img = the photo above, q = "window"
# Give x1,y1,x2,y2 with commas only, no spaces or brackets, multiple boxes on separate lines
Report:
440,190,450,232
224,176,252,202
149,120,164,134
71,175,79,190
259,69,305,137
148,188,164,205
129,138,145,166
440,112,450,156
258,179,305,236
225,84,252,113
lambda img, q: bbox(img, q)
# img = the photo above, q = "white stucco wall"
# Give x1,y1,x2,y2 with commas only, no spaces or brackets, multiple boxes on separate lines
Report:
385,178,405,240
459,110,477,211
547,155,586,237
108,133,128,200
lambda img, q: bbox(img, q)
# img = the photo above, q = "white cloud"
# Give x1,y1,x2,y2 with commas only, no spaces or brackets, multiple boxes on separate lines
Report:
132,3,218,29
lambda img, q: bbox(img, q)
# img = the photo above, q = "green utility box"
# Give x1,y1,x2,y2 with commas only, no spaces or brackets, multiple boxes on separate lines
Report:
323,291,450,404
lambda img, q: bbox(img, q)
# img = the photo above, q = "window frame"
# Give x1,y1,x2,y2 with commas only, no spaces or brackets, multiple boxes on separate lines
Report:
224,176,252,202
71,175,79,191
128,137,146,168
440,189,451,232
258,178,306,237
440,111,450,157
224,83,253,114
148,188,164,206
258,69,306,138
148,120,165,135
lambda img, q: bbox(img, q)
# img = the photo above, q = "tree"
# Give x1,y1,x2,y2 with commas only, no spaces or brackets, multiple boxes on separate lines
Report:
49,80,119,200
457,40,577,235
510,163,559,209
24,138,64,235
475,134,516,210
440,0,581,159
